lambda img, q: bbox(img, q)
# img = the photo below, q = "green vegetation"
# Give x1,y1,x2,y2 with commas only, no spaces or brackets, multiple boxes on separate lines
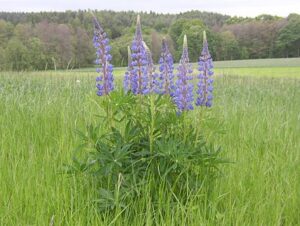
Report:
0,67,299,225
0,11,299,70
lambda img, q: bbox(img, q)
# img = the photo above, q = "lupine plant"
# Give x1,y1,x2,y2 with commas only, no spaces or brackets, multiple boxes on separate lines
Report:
158,38,175,95
93,17,114,96
70,15,225,213
173,35,194,112
196,31,214,107
143,41,160,94
124,15,149,95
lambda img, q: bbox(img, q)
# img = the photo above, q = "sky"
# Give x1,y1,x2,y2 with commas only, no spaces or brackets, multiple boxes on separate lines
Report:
0,0,299,17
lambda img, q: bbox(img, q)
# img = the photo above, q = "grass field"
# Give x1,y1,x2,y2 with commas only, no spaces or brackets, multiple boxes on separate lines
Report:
0,62,300,225
73,57,300,72
213,57,300,68
74,57,300,78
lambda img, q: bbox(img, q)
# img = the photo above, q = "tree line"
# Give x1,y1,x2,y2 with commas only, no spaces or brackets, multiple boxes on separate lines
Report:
0,10,299,71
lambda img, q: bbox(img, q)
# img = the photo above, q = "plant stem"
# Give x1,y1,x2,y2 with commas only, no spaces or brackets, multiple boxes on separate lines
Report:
106,95,114,129
149,95,155,153
194,108,202,147
183,111,187,144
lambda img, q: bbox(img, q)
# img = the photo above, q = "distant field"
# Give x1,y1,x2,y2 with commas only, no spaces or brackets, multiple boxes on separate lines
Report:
213,57,300,68
215,67,300,78
9,66,300,79
75,57,300,70
72,58,300,78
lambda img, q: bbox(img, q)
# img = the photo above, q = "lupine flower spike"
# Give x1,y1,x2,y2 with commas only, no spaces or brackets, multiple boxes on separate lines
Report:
124,46,133,92
93,16,114,96
143,42,160,94
158,38,175,95
126,15,149,95
173,35,194,112
196,31,214,107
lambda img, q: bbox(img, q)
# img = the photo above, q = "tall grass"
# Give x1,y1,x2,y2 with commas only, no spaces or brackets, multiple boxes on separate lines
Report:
0,70,299,225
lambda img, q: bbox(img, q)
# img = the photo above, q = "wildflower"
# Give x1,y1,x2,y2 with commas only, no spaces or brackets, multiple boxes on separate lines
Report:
173,35,194,112
143,42,160,94
126,15,149,95
158,38,175,95
196,31,214,107
93,16,114,96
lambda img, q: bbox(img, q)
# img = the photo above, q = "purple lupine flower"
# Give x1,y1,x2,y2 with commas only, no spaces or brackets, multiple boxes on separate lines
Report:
173,35,194,112
158,38,175,95
125,15,149,95
93,17,114,96
196,31,214,107
143,42,160,94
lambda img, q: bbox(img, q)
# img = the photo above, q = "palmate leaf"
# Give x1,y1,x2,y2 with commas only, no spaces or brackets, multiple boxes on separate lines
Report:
95,188,125,210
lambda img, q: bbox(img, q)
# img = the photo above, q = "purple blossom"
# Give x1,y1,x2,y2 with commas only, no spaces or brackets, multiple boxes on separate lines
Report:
93,17,114,96
158,38,175,95
196,31,214,107
125,15,149,95
173,35,194,112
143,42,160,94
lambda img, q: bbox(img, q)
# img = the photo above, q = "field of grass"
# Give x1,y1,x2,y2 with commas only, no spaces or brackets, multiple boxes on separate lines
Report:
0,65,300,225
73,57,300,72
75,57,300,78
216,67,300,78
213,57,300,68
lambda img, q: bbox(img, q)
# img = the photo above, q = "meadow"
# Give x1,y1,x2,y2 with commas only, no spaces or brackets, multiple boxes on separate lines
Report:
0,59,300,225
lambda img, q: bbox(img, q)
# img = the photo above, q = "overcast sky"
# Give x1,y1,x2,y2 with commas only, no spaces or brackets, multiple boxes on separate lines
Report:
0,0,299,17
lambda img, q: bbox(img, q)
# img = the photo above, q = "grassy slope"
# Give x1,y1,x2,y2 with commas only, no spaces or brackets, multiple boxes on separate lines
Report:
0,67,299,225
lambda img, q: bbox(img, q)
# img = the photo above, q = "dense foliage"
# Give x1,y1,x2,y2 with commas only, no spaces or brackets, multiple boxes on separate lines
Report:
70,92,225,210
0,10,299,70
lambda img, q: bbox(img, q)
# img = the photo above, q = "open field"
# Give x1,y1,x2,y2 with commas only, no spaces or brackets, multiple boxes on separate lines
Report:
216,67,300,78
74,67,300,79
0,65,300,225
73,58,300,78
213,57,300,68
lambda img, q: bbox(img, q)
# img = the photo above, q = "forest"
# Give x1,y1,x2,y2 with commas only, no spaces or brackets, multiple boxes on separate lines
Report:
0,10,299,70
